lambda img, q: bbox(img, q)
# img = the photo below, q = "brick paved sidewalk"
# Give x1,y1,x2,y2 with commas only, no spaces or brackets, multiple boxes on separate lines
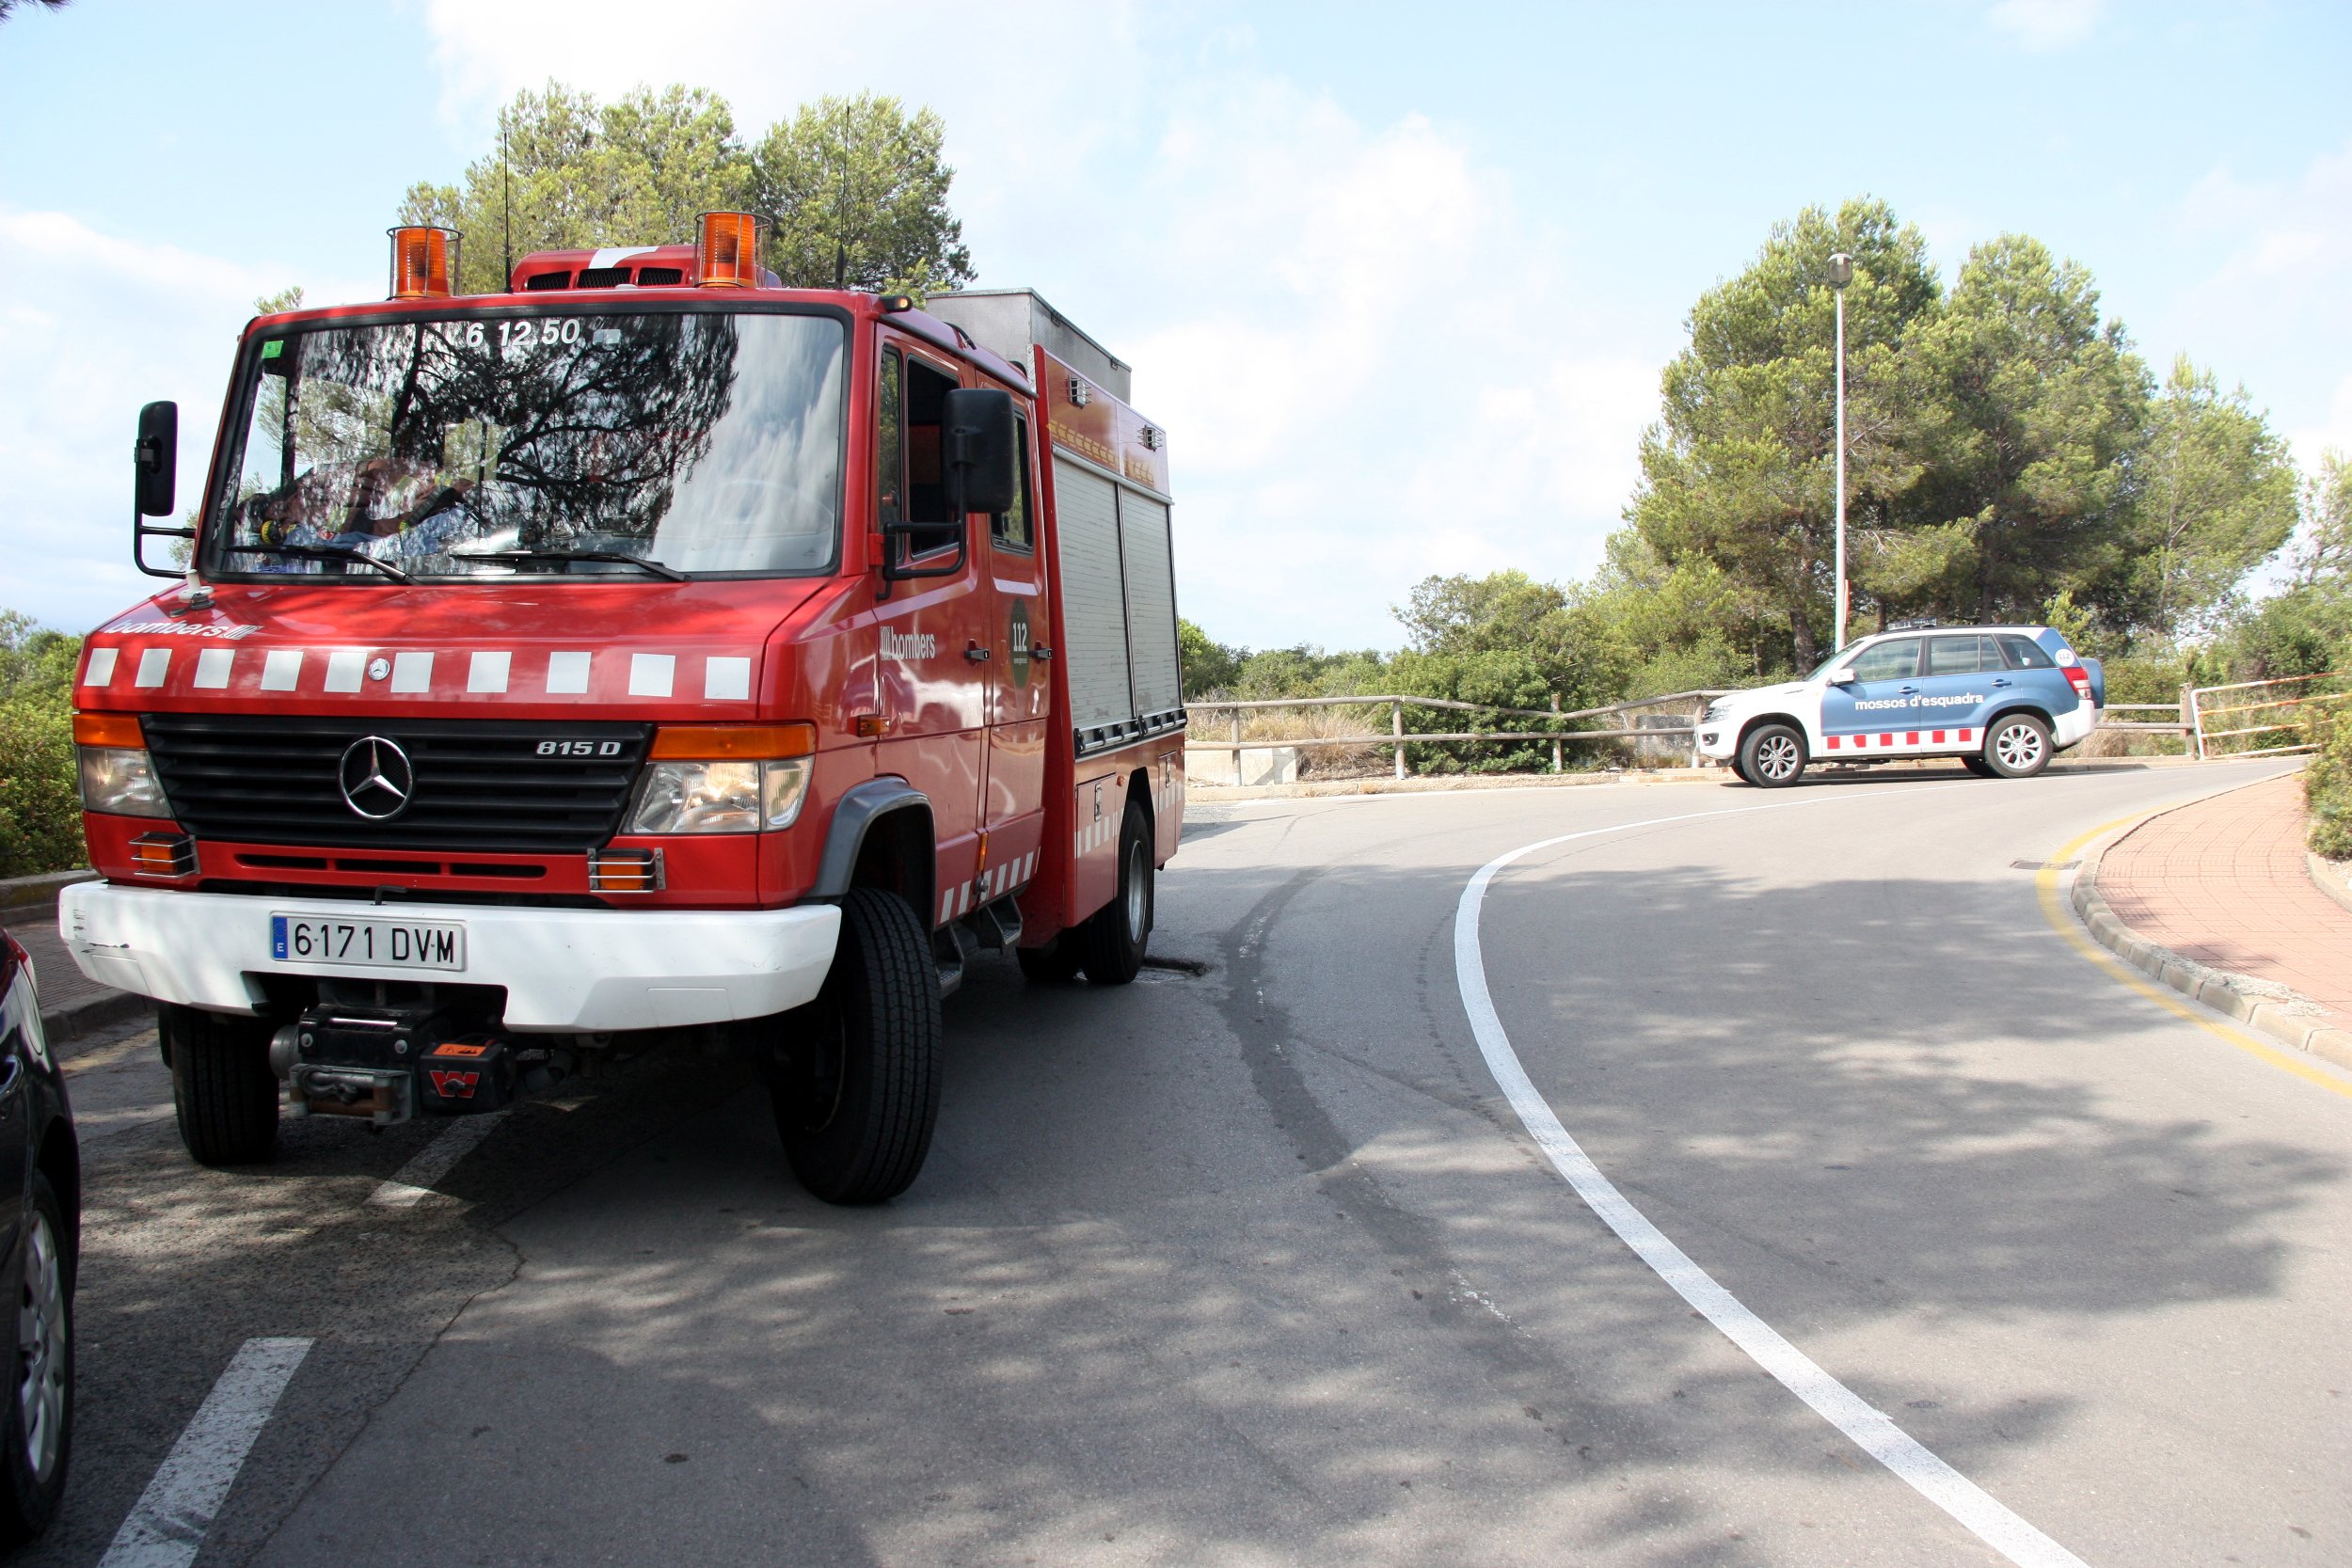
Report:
2098,772,2352,1024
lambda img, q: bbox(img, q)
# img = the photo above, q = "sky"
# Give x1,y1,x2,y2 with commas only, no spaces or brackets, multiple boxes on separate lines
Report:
2,0,2347,650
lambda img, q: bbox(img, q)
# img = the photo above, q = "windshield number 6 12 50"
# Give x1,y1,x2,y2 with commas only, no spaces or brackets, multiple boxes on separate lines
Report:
494,318,585,352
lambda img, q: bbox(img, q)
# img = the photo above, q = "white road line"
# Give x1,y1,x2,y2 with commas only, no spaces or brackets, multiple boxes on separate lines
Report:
98,1336,312,1568
365,1110,509,1208
1453,795,2088,1568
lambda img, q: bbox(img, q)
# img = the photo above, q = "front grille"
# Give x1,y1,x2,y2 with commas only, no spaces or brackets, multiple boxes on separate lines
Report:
142,714,653,853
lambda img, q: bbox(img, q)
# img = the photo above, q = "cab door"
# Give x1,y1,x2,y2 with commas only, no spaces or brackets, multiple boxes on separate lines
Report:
870,341,991,926
977,412,1049,905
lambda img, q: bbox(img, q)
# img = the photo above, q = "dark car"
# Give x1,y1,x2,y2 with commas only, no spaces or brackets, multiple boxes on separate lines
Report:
0,928,79,1544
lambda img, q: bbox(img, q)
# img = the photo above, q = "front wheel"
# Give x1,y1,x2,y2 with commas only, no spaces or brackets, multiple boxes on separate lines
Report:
1077,800,1153,985
771,887,942,1205
164,1005,280,1166
1962,755,1998,778
1738,723,1808,788
1983,714,2052,779
0,1174,72,1546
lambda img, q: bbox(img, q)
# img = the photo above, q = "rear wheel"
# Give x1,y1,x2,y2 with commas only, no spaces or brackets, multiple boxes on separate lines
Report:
1738,723,1808,788
0,1174,72,1547
1077,800,1153,985
771,887,941,1204
1983,713,2052,779
164,1005,279,1167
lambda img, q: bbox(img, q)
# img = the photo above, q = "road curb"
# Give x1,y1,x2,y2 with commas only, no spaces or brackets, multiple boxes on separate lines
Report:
41,990,149,1047
2072,823,2352,1076
2308,849,2352,916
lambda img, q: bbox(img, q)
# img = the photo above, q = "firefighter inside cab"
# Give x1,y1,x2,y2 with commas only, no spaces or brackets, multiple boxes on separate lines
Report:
64,217,1189,1204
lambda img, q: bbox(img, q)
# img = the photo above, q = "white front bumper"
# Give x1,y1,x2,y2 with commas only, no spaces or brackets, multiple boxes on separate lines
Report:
57,883,841,1033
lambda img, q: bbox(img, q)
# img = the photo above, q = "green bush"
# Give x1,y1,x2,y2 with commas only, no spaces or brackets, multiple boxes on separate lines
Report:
2308,715,2352,860
0,697,81,879
0,612,87,879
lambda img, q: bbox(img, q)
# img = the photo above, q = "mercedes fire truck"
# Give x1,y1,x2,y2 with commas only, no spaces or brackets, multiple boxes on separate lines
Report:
59,217,1187,1202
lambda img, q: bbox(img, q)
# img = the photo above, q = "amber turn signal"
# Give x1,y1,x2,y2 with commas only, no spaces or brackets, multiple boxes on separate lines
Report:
648,722,816,760
72,711,144,747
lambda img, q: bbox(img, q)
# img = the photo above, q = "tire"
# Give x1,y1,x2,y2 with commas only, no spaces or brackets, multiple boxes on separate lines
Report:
1016,940,1084,983
164,1005,280,1167
1076,801,1153,985
1962,755,1998,778
1982,713,2052,779
1729,755,1756,786
771,887,942,1205
1737,722,1808,788
0,1173,72,1547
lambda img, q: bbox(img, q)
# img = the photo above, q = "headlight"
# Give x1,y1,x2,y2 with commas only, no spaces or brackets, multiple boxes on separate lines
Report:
628,756,809,834
78,746,173,818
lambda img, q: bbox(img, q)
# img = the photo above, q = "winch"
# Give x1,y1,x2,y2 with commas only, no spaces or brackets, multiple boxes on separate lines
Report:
272,1004,533,1123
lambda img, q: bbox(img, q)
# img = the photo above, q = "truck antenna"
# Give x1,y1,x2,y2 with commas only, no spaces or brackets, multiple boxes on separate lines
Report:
501,111,514,290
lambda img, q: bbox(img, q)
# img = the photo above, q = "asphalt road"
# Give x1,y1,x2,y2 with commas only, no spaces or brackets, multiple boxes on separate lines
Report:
22,757,2347,1568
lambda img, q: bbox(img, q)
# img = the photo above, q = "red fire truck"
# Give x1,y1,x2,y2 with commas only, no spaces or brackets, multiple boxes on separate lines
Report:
59,217,1187,1202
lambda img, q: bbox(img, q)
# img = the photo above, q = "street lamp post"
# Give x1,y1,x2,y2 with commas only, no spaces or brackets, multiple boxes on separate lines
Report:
1828,251,1853,653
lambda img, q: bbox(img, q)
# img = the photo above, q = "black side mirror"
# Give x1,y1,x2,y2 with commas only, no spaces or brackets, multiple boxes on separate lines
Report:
133,401,195,579
135,401,178,516
942,388,1017,516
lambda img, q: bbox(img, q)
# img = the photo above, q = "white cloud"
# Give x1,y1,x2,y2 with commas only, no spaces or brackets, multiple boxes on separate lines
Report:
0,209,374,632
1987,0,2106,51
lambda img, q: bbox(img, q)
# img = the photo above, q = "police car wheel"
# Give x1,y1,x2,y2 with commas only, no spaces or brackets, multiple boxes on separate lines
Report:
0,1173,72,1547
771,887,942,1205
1962,756,1998,778
1739,723,1807,788
163,1005,280,1167
1984,714,2052,779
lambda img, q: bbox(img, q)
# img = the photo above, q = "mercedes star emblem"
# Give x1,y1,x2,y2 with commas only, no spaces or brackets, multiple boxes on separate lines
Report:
338,736,415,820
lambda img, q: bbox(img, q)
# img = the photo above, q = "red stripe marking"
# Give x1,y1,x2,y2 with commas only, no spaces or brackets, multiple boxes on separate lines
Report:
1880,734,1894,746
1905,732,1919,745
1932,730,1946,744
1826,735,1840,750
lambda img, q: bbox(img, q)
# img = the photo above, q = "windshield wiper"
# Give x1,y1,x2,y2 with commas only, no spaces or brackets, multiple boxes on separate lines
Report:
452,548,688,582
223,542,413,583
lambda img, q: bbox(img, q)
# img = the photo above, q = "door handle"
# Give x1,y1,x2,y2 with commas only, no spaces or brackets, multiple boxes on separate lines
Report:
1032,646,1054,660
1992,678,2012,688
964,642,992,662
1897,685,1917,694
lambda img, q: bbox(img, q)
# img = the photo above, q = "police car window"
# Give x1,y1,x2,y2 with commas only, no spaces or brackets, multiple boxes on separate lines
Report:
1847,640,1922,681
1998,635,2055,670
1927,636,1996,676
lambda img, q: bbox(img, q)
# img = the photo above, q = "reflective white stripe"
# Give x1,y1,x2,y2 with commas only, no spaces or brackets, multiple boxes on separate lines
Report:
135,648,171,688
629,653,675,698
705,657,751,700
588,245,660,270
84,646,119,687
390,651,433,692
940,889,957,925
546,651,593,694
468,651,511,693
325,649,367,693
260,649,303,691
193,648,234,689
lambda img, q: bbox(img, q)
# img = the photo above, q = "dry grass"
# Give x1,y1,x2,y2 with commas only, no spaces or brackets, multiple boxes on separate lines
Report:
1186,703,1395,778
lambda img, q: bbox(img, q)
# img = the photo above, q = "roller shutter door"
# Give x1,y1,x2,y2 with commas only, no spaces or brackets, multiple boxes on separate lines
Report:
1119,491,1182,721
1051,457,1135,736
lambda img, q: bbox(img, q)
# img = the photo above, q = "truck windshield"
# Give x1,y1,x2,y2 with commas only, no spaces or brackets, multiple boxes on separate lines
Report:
209,309,845,580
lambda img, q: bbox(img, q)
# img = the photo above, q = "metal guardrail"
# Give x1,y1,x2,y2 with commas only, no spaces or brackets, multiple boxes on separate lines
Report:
1185,690,1731,783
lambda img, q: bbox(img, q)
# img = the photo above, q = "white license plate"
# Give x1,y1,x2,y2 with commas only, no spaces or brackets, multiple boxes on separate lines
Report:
269,913,466,972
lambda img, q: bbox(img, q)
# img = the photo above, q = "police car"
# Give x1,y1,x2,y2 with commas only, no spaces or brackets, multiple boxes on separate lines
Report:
1696,624,2106,787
